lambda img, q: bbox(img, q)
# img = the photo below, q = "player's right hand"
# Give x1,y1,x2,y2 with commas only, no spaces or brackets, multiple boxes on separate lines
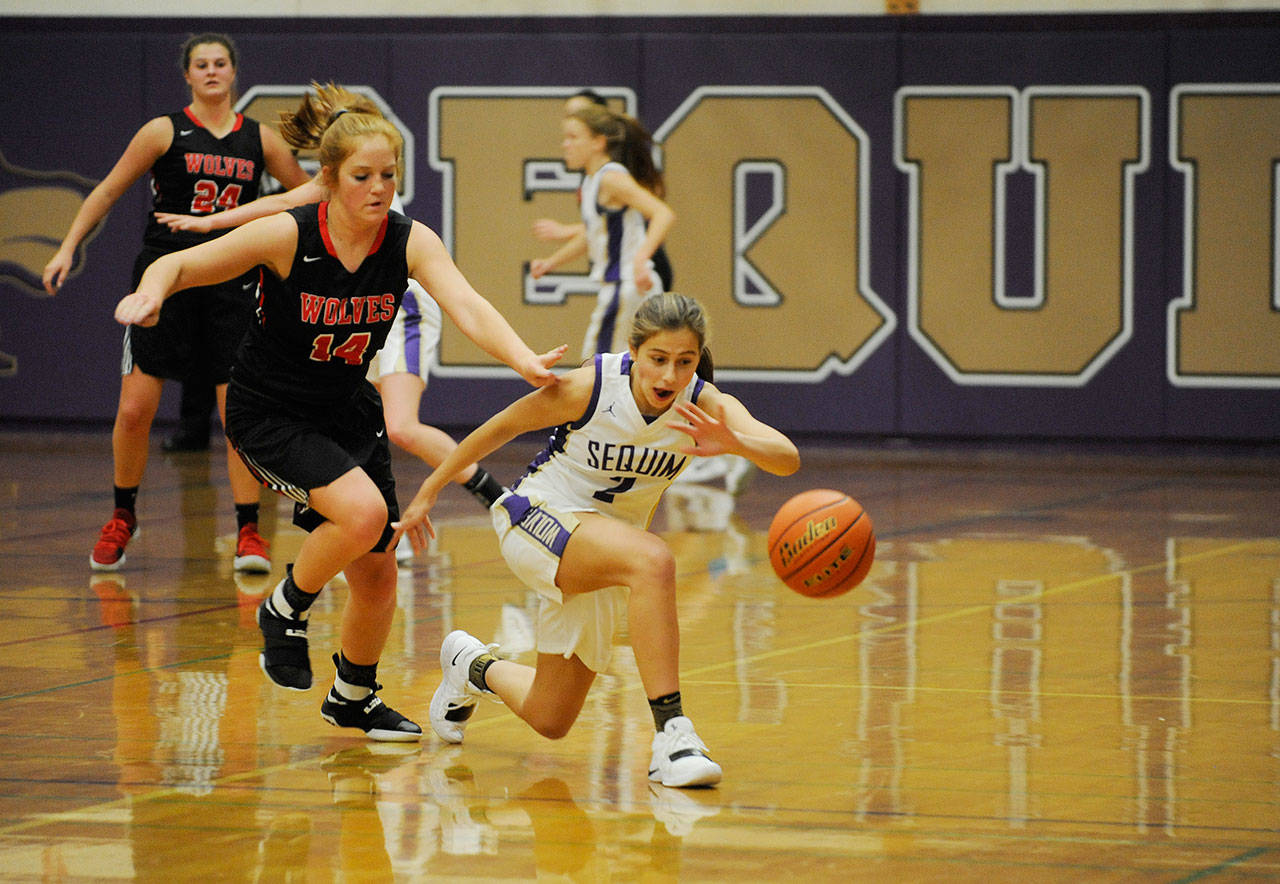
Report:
524,345,568,387
114,291,164,327
531,218,574,242
394,483,441,554
42,251,72,295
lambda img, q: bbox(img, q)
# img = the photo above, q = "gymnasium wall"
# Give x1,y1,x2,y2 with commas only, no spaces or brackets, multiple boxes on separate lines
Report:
1,12,1277,441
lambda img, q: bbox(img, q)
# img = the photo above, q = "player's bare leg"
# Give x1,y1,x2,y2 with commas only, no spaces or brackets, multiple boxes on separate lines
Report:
112,368,162,487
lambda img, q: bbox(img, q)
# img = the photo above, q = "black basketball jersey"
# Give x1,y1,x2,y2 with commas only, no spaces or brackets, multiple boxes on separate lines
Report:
143,109,266,250
232,202,412,410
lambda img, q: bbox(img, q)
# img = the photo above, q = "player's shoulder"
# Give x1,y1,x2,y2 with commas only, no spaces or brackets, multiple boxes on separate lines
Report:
596,163,636,190
691,377,727,406
406,217,444,248
562,359,601,391
515,360,596,428
138,114,177,140
127,115,179,159
543,360,599,408
250,210,302,236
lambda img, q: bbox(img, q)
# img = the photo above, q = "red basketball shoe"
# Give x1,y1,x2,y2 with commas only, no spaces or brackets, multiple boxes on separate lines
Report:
90,508,137,571
234,522,272,573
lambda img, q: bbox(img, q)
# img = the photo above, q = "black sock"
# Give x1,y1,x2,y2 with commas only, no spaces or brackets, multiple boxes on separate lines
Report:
649,691,683,732
279,564,318,617
468,652,498,692
235,502,260,530
334,651,378,689
463,466,505,508
113,485,139,515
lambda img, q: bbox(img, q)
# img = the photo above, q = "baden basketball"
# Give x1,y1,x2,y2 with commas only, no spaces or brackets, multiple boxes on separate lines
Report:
768,489,875,598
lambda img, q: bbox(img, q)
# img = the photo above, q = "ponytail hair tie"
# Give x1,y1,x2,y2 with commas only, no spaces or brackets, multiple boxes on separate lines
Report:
328,108,350,126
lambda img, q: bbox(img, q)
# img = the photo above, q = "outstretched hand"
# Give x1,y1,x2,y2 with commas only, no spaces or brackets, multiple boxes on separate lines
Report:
670,401,736,458
154,211,212,234
531,218,576,242
114,290,165,327
523,344,569,387
391,487,439,556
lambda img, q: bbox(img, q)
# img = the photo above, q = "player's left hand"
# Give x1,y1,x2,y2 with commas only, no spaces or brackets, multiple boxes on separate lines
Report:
671,401,734,457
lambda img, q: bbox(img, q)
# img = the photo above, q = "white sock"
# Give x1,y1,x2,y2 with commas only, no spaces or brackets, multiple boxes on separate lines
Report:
268,584,308,621
332,671,372,702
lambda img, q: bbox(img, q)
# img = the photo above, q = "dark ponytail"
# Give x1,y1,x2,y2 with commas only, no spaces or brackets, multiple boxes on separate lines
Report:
696,346,714,383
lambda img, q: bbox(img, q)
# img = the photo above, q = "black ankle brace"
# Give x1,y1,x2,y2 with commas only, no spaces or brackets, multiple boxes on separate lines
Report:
335,651,379,689
281,564,318,615
468,653,497,692
649,691,684,731
463,467,505,508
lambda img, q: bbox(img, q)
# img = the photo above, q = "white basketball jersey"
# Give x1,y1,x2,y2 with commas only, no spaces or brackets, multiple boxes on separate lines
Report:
512,351,706,529
580,161,654,285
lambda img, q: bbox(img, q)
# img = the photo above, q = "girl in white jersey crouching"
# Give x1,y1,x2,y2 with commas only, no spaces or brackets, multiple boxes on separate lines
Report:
395,292,800,787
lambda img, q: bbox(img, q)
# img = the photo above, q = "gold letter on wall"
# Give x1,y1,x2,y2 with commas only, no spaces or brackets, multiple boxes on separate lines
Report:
1169,85,1280,388
655,87,895,380
897,87,1149,386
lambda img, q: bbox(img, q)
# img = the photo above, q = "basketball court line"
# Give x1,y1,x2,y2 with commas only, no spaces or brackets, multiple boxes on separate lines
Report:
1,536,1260,841
1171,846,1274,884
680,537,1262,673
0,604,241,656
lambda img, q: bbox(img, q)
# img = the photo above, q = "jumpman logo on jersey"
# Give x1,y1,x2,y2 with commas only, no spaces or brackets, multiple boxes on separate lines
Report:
603,402,617,417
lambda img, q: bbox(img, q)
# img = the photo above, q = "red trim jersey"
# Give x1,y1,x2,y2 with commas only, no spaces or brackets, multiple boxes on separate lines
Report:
233,202,412,410
144,109,266,250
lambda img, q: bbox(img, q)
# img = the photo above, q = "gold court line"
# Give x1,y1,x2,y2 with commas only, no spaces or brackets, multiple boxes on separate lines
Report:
0,539,1262,836
680,539,1264,676
679,680,1274,707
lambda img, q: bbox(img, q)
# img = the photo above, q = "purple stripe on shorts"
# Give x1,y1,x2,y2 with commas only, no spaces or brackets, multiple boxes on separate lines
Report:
604,210,623,283
594,287,619,355
501,494,571,556
401,288,423,376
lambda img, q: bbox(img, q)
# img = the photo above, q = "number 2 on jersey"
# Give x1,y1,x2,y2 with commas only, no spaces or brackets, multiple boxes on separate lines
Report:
191,179,243,214
593,476,635,504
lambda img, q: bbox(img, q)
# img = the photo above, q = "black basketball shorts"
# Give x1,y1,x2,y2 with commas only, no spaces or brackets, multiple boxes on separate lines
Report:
225,380,399,553
124,246,256,383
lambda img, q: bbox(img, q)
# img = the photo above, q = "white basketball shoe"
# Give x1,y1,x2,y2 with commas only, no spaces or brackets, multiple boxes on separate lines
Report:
429,630,498,743
648,716,722,788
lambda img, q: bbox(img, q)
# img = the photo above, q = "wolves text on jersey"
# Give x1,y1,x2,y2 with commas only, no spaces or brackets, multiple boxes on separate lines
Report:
299,293,397,326
182,153,257,181
586,440,687,479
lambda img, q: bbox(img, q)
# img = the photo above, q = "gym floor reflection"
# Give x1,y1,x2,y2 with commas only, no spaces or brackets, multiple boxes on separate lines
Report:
1,431,1277,881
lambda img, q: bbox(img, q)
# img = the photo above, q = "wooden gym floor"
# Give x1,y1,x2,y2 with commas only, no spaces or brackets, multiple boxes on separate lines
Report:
0,428,1277,881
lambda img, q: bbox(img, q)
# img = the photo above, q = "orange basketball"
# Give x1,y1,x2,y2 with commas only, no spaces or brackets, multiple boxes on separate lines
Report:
767,489,875,599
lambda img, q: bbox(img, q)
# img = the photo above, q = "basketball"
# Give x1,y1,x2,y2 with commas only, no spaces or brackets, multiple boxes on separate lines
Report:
767,489,875,599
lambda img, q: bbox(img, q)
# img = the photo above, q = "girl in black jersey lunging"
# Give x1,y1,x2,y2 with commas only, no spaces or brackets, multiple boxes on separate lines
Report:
114,101,567,740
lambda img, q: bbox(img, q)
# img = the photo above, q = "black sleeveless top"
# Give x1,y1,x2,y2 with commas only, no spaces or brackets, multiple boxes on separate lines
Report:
233,202,413,410
144,109,266,250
